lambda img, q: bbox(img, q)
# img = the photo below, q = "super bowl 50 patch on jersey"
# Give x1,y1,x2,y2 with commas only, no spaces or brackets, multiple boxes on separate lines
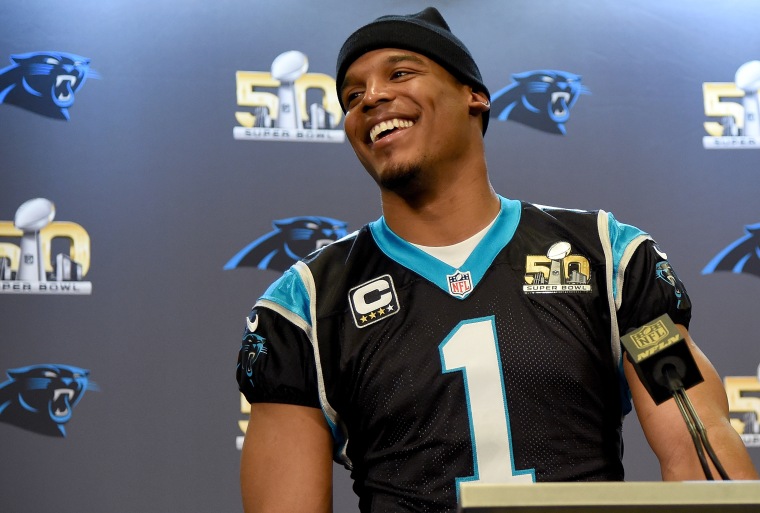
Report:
523,241,593,294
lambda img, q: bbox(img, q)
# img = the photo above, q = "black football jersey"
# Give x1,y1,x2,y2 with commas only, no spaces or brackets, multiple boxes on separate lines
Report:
237,197,691,512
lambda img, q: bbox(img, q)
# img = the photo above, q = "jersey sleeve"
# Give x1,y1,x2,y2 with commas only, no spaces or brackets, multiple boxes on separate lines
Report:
236,305,320,408
616,239,692,333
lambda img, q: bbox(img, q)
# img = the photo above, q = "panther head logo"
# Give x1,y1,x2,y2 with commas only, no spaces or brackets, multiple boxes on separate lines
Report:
0,364,97,437
0,51,99,120
224,216,349,273
490,70,589,134
703,223,760,279
655,260,691,311
237,314,268,391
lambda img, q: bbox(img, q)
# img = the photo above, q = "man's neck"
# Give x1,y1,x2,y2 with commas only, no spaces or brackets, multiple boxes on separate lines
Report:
380,176,501,247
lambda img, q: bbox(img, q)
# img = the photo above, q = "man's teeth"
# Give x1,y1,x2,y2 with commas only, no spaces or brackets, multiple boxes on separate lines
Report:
370,119,414,143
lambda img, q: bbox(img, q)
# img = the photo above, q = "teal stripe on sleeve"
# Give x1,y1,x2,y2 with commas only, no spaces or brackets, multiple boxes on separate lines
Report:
259,265,311,327
607,212,647,299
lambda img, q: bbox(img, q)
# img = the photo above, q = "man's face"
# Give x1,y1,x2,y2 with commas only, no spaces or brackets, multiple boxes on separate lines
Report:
340,48,477,192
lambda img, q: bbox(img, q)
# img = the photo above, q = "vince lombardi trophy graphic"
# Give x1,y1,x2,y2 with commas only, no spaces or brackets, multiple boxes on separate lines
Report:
271,51,308,130
14,198,55,282
546,241,571,285
736,60,760,138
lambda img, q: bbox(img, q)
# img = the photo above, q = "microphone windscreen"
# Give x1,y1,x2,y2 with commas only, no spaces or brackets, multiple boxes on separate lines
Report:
621,314,704,404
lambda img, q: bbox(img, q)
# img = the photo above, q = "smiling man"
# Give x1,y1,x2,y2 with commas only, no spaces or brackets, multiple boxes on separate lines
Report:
237,7,757,513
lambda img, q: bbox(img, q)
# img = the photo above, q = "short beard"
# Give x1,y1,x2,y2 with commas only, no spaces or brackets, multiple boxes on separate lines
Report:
378,163,423,194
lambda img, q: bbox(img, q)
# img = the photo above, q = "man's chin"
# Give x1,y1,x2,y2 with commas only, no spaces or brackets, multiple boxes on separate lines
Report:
377,164,422,192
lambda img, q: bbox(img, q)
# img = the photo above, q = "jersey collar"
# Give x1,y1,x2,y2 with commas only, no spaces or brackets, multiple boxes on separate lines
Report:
369,196,522,298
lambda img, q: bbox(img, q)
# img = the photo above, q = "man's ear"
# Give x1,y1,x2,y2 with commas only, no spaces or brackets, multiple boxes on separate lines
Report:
468,89,490,116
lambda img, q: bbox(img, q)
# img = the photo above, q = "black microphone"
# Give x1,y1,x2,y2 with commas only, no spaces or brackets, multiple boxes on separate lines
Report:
621,313,703,405
621,313,730,480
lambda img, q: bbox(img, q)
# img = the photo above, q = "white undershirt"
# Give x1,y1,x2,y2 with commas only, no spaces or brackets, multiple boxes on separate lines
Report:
411,216,497,268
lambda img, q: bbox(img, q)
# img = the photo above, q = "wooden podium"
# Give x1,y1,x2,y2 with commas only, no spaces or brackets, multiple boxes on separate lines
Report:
459,481,760,512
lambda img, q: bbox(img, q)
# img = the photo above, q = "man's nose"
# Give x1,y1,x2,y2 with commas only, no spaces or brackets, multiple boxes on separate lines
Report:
362,79,392,109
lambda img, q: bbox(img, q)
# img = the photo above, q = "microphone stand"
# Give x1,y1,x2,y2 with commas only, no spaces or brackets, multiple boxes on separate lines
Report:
663,365,731,481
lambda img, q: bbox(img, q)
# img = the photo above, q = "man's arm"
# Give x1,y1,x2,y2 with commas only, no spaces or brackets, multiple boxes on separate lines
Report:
625,324,758,480
240,403,334,513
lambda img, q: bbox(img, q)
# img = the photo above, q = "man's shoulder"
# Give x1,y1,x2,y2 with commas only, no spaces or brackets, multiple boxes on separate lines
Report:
518,201,604,231
296,224,381,285
525,201,600,218
302,224,370,264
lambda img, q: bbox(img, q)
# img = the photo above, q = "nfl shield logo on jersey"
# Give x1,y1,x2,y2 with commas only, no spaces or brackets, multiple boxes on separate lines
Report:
447,270,473,298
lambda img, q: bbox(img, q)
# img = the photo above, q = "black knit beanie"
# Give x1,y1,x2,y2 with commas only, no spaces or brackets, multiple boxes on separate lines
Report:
336,7,490,134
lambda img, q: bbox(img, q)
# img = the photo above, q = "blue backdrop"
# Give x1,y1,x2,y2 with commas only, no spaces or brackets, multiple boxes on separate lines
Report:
1,1,759,512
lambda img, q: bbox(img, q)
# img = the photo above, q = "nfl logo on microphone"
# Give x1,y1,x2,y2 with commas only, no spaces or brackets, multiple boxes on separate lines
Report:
447,270,473,298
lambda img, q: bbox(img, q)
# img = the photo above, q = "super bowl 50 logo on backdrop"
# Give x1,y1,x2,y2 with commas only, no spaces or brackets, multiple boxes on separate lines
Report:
233,51,345,143
725,364,760,448
703,60,760,149
0,198,92,294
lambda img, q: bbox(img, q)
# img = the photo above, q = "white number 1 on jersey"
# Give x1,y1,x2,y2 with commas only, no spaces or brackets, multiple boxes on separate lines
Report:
439,316,535,495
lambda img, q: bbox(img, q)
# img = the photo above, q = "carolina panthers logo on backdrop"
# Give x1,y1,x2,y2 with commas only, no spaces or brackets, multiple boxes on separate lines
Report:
702,222,760,278
224,216,348,273
490,70,589,134
0,364,97,437
0,52,99,120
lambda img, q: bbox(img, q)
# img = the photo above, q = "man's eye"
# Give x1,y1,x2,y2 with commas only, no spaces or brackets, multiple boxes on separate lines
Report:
391,70,409,79
345,91,363,108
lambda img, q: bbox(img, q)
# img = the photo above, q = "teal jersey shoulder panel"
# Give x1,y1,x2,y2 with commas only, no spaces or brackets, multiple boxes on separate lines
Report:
606,212,648,299
260,264,311,327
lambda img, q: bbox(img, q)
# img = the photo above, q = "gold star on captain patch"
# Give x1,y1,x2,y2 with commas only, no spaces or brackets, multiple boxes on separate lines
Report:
360,315,368,323
378,307,386,315
369,311,377,319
